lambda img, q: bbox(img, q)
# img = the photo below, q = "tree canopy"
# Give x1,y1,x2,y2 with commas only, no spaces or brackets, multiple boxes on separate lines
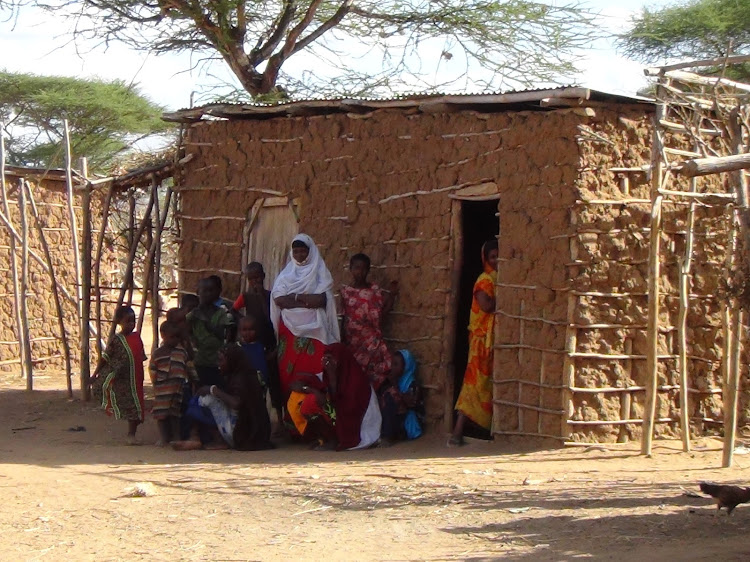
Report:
23,1,598,99
619,0,750,79
0,72,170,171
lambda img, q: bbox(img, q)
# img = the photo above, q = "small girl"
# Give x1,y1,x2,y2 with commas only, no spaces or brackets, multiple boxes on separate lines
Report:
150,320,198,446
91,306,147,445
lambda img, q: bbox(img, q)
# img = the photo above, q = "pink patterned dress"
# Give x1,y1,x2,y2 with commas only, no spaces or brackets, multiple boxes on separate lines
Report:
340,284,392,390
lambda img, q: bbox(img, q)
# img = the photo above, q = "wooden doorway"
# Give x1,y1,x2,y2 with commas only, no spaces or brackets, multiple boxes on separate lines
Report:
444,182,500,434
241,197,300,290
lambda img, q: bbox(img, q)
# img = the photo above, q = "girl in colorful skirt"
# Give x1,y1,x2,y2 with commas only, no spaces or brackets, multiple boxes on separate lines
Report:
91,306,147,445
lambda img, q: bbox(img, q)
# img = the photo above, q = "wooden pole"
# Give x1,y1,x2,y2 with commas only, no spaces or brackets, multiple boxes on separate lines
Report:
642,96,666,457
560,208,579,440
151,179,164,355
92,181,115,359
63,120,82,321
79,157,92,399
17,178,33,390
444,200,463,433
136,216,153,334
108,186,157,343
24,180,73,397
679,153,750,177
676,176,699,452
0,123,27,384
126,191,136,306
723,112,748,468
618,338,633,443
723,305,743,468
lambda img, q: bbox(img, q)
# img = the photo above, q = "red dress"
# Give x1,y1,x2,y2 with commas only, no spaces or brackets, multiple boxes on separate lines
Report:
340,284,391,390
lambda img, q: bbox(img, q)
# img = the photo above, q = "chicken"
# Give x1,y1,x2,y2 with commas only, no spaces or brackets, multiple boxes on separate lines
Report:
699,482,750,515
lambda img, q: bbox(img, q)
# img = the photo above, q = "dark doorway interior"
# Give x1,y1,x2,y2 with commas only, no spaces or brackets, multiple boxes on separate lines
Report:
452,198,500,439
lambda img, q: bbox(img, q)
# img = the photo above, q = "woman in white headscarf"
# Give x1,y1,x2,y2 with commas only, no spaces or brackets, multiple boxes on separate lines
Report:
271,234,340,402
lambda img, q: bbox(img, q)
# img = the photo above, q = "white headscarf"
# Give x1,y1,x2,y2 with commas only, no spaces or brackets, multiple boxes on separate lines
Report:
270,233,340,345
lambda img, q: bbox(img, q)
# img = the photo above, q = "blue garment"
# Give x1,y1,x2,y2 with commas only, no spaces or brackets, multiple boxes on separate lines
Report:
241,341,269,386
397,349,422,440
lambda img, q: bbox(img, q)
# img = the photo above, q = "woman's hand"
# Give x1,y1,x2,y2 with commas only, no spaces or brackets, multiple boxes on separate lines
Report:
322,353,338,378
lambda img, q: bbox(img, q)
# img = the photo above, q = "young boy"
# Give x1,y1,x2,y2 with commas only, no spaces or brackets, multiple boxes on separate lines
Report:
233,263,284,431
188,277,231,387
150,320,198,446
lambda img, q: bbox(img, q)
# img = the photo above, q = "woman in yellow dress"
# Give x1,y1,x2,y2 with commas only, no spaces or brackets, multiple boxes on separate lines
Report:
448,239,498,447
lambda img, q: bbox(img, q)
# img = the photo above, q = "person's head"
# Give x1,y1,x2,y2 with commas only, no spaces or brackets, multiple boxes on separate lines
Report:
245,262,266,290
291,239,310,265
238,315,259,344
114,306,136,335
181,293,199,313
390,350,405,379
208,275,223,296
197,277,221,307
482,239,499,272
218,344,251,374
160,320,181,348
349,253,371,285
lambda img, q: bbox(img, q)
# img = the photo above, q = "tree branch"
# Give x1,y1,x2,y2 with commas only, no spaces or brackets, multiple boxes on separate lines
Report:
290,0,352,57
250,0,297,64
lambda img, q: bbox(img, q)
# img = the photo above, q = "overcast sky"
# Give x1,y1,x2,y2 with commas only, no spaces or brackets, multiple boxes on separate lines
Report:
0,1,675,111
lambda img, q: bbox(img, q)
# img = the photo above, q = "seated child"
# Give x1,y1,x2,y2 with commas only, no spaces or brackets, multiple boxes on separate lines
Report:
149,320,198,446
378,349,423,446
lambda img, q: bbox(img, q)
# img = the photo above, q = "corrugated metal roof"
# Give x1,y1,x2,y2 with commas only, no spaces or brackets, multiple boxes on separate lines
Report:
163,86,653,123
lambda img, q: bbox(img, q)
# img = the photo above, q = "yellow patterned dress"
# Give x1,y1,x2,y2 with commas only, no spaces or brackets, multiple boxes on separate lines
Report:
454,269,496,429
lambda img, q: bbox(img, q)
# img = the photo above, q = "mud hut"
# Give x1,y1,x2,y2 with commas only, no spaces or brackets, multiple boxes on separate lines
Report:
165,87,741,443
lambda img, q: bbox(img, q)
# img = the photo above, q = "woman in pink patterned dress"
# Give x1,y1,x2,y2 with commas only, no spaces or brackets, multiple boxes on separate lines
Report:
340,253,398,391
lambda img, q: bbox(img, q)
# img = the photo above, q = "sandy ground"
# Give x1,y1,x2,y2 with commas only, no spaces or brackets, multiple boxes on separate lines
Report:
2,371,750,561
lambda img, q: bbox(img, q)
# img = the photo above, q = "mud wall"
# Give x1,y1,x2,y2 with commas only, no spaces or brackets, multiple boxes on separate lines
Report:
569,108,738,442
0,178,120,374
178,106,620,431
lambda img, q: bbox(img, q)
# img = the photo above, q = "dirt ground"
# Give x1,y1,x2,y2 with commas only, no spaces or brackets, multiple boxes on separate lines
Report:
1,371,750,561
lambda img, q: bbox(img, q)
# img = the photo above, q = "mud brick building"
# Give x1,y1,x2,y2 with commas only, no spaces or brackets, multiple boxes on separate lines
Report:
166,87,741,442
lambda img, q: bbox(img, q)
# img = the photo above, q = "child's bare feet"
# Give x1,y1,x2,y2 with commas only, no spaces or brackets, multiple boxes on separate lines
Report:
125,435,143,446
154,440,166,448
172,440,202,451
313,440,336,451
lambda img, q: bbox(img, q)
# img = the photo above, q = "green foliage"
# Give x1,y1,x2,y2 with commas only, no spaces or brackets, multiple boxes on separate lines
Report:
26,0,598,98
0,71,170,171
619,0,750,80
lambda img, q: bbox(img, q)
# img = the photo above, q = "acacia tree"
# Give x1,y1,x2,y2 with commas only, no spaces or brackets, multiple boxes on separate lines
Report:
23,1,597,99
0,72,171,171
619,0,750,79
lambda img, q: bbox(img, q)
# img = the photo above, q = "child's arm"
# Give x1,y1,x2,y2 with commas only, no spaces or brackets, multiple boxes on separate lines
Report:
148,359,158,386
382,280,399,316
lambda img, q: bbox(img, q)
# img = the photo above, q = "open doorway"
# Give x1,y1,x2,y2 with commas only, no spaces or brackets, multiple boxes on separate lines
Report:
452,198,500,439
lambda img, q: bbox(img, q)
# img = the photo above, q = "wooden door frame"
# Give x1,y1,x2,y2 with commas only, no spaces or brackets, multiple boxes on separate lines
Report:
442,182,500,432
